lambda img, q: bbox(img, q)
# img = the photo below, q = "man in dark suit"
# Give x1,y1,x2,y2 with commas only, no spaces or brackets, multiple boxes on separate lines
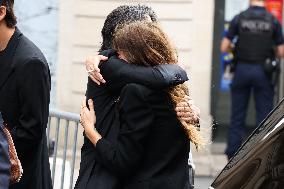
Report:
0,1,52,189
0,113,10,189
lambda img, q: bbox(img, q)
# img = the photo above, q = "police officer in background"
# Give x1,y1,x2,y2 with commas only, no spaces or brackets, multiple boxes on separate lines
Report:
221,0,284,159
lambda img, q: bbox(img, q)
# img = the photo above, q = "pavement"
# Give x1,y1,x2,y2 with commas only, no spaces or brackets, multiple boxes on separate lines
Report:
195,177,215,189
191,143,228,188
192,142,228,177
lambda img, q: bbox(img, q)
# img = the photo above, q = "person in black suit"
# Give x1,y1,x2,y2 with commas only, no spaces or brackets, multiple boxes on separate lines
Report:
80,21,204,189
0,113,10,189
75,5,199,189
0,1,52,189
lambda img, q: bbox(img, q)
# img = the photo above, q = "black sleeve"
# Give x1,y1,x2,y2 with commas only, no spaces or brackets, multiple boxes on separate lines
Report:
95,84,154,177
226,15,240,41
0,119,10,189
99,50,188,93
12,58,50,153
273,18,284,46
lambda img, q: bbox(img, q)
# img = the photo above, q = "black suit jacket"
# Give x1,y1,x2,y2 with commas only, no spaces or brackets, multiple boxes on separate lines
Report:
0,28,52,189
0,113,10,189
95,83,191,189
75,50,188,189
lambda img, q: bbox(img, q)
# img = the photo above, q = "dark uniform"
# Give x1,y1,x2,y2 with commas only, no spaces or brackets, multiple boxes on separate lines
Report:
225,6,284,159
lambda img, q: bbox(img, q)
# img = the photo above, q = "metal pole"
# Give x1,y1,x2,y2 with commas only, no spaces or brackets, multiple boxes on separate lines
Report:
48,109,80,189
60,120,70,189
47,116,51,146
69,122,79,189
52,118,61,186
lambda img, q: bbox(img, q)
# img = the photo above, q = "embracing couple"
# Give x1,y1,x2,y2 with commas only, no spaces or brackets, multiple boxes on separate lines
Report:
75,5,204,189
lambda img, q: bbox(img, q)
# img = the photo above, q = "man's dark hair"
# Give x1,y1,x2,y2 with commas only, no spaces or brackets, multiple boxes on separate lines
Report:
1,0,17,28
100,5,157,51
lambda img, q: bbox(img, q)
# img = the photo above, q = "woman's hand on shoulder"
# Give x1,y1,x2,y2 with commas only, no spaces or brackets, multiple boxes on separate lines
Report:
85,55,108,85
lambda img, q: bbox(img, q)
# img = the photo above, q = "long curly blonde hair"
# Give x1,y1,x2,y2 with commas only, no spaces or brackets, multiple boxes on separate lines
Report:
113,21,205,149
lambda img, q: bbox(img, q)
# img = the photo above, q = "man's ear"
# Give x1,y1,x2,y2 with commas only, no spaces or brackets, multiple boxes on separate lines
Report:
0,6,7,22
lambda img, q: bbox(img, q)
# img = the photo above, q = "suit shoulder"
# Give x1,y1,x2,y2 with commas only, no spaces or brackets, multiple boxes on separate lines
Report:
15,35,47,65
22,57,49,69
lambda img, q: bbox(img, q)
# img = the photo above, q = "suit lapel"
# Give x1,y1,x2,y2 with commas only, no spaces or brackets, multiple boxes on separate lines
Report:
0,29,22,91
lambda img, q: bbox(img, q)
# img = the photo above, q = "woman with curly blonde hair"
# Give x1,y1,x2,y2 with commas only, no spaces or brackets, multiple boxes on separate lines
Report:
113,21,205,149
80,21,204,189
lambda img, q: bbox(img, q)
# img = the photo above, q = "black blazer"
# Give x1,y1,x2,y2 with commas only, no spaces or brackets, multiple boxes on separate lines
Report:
75,50,188,189
0,29,52,189
95,83,191,189
0,113,10,189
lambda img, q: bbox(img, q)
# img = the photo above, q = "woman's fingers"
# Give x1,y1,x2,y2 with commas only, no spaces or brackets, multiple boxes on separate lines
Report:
81,98,87,109
176,104,189,117
85,56,95,72
187,100,195,107
79,98,97,129
184,95,192,101
85,55,108,84
88,99,94,111
175,105,191,113
175,98,201,124
191,104,200,117
177,111,193,117
89,72,105,85
80,98,87,125
189,104,200,123
89,75,100,85
88,71,106,84
86,55,107,71
97,55,108,62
